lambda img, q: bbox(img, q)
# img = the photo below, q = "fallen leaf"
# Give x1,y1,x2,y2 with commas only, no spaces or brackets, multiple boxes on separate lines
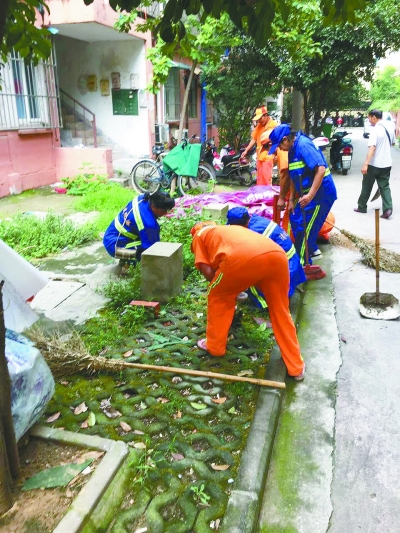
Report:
157,397,170,404
228,407,237,414
102,407,122,419
100,398,111,409
133,442,146,449
134,527,148,533
173,410,182,419
237,370,254,377
123,350,133,358
212,397,227,404
46,412,61,423
253,317,272,328
172,377,182,384
133,429,145,435
60,381,69,386
140,401,147,410
211,464,230,471
190,402,207,410
87,412,96,427
120,421,132,432
171,453,184,461
74,402,88,415
81,419,88,429
77,451,104,463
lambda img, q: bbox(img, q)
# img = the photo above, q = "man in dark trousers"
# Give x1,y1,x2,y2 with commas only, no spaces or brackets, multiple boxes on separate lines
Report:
354,109,395,219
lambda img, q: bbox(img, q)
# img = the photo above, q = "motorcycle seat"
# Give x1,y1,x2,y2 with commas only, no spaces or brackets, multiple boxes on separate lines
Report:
221,154,240,164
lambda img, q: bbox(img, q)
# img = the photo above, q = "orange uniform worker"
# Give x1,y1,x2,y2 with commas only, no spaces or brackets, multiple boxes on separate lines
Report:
191,222,305,380
242,106,278,186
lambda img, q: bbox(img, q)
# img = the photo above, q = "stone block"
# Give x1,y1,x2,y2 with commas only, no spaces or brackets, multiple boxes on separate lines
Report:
202,203,229,222
141,242,183,302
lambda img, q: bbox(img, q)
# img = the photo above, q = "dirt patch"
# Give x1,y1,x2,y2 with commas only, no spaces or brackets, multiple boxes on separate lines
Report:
0,437,101,533
0,187,75,220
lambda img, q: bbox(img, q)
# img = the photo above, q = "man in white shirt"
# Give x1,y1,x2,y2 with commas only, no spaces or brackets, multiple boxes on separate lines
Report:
354,109,395,219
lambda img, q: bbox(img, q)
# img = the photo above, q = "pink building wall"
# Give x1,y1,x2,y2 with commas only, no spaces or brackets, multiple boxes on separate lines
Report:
55,147,113,181
0,130,113,198
0,130,59,198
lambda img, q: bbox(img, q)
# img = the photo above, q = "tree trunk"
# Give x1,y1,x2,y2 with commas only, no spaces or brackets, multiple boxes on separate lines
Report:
0,417,12,514
0,0,9,47
291,89,304,131
0,281,20,514
177,61,197,144
303,91,309,135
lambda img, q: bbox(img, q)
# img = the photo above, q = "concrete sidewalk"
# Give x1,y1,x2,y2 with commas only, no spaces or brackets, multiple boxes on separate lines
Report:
257,128,400,532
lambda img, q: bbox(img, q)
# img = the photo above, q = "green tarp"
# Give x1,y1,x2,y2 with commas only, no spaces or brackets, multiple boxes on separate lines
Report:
163,143,201,178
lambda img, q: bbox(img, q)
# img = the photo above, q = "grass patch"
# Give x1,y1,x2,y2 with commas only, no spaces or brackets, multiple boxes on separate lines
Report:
0,212,98,260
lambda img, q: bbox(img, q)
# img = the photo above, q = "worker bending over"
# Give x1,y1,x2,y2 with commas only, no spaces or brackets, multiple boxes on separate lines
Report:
226,206,306,302
103,191,175,271
191,221,305,380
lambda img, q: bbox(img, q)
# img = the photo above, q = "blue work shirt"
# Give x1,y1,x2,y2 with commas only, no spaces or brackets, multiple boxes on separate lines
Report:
289,132,337,203
103,194,160,257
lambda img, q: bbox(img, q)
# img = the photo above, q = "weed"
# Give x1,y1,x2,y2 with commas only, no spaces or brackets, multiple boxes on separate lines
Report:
0,212,97,260
190,483,211,506
130,448,156,487
62,170,109,196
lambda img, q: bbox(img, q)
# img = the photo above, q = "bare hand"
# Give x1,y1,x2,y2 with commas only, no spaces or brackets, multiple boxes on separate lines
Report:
277,197,286,211
288,199,295,215
361,163,368,175
299,194,312,209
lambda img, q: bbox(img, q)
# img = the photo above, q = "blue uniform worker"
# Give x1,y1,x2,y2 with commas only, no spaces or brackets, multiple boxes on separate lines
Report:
103,191,175,262
226,207,306,307
269,124,337,265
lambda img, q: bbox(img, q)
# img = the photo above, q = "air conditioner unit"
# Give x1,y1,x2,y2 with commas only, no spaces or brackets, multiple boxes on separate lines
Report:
155,124,169,144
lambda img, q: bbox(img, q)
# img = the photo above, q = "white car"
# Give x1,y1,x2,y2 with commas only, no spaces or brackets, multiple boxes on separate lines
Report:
363,112,395,138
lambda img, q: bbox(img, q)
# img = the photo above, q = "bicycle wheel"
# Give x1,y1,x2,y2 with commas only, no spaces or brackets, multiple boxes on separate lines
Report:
130,160,161,193
178,164,216,196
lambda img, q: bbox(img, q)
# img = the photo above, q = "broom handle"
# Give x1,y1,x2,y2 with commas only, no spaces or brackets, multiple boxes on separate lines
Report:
375,208,380,302
298,172,310,266
98,357,286,389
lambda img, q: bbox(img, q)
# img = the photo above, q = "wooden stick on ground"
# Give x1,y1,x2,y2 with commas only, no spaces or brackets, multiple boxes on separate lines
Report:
30,332,286,389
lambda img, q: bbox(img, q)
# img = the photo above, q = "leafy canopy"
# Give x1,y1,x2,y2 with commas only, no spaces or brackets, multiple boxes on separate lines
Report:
1,0,52,64
369,65,400,112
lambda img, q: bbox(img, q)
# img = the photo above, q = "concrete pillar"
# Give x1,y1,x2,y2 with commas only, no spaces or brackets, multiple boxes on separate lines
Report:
202,203,229,222
141,242,183,302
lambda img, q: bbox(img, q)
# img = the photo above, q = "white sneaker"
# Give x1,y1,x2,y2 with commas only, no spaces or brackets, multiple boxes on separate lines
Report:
236,292,248,301
312,249,322,258
294,363,306,381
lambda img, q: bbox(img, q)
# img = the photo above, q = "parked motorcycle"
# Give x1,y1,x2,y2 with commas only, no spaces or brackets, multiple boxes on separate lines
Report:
329,130,353,175
202,138,255,185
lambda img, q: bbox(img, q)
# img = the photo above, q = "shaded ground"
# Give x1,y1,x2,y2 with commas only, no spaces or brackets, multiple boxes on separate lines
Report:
0,440,96,533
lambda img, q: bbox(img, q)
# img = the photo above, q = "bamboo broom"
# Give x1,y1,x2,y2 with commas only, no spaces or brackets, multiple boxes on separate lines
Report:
326,223,400,273
29,330,286,390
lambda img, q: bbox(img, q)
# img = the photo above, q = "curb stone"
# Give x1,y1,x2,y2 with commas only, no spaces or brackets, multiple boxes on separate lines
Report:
30,425,132,533
221,290,304,533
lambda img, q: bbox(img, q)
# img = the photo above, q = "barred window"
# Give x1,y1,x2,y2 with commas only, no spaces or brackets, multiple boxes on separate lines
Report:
0,48,60,130
165,68,181,122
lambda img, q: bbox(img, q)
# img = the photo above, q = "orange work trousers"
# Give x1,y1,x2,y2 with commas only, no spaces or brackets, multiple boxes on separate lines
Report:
206,250,304,377
256,159,274,186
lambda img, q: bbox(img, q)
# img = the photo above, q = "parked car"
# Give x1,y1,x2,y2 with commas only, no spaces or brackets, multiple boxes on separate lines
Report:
363,112,395,138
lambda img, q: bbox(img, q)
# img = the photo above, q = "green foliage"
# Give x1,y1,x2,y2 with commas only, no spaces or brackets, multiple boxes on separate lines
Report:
62,171,110,196
101,0,368,48
0,212,97,260
160,208,208,278
190,483,210,506
369,65,400,112
103,271,142,311
1,0,52,64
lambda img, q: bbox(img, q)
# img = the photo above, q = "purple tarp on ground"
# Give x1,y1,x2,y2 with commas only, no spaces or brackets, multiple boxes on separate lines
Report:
172,185,281,219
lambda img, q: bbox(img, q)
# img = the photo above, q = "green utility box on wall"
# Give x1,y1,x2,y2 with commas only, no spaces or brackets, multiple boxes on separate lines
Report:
112,89,138,115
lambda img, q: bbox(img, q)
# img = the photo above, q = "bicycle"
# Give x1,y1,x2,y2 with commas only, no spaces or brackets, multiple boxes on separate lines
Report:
130,135,215,196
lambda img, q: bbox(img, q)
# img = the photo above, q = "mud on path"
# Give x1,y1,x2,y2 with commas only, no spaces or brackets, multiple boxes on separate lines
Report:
0,187,76,220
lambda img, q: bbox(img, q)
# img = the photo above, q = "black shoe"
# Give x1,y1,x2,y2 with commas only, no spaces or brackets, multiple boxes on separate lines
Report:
380,209,392,219
354,208,366,213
